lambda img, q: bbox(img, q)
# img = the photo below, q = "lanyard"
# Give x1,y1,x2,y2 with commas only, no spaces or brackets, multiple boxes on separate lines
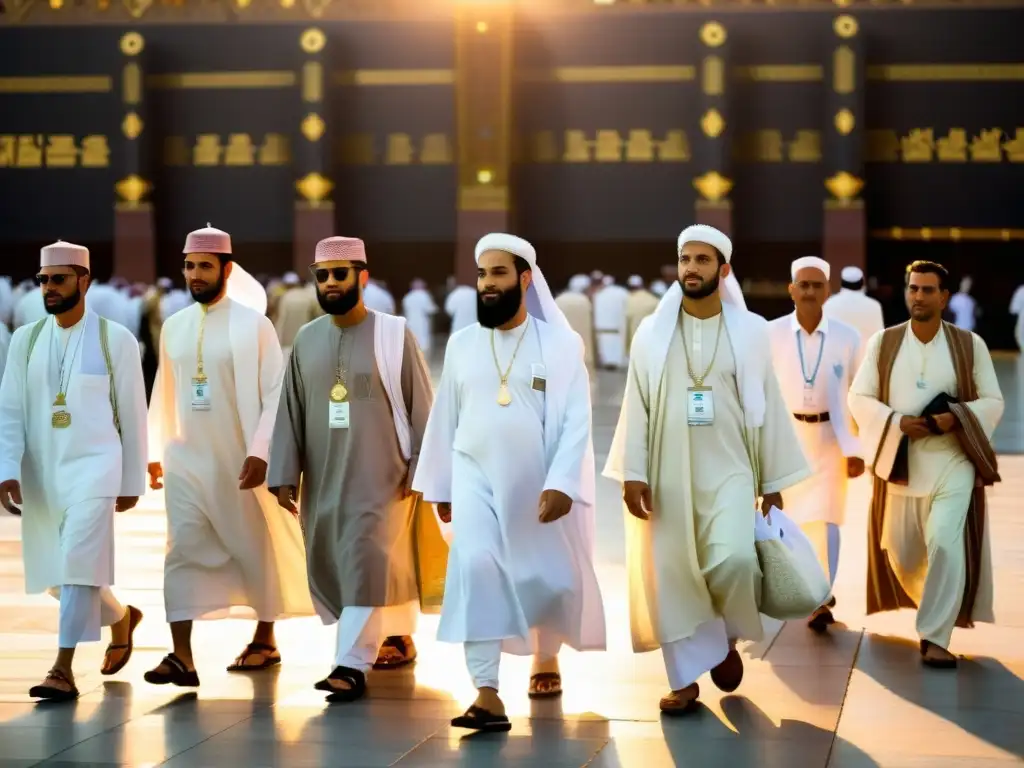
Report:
796,328,825,387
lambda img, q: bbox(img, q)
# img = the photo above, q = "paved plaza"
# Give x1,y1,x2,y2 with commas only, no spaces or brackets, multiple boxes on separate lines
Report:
0,358,1022,767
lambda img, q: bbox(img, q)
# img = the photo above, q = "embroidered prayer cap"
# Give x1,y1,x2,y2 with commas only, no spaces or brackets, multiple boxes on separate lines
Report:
791,255,831,282
183,224,232,255
840,266,863,282
627,275,644,288
40,240,90,272
315,236,367,265
677,224,732,263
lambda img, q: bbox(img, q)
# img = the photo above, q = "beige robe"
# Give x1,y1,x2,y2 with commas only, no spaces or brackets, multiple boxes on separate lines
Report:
625,289,660,355
554,291,595,371
274,287,320,353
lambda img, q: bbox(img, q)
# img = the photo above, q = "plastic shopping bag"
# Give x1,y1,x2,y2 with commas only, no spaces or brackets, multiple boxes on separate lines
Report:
754,506,831,621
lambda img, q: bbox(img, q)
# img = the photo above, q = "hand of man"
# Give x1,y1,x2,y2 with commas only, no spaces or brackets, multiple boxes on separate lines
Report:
148,462,163,491
0,479,22,516
761,491,783,517
115,496,140,513
436,502,452,524
238,457,268,490
623,481,653,521
899,416,932,439
271,485,298,515
932,412,959,434
847,457,866,478
539,489,573,524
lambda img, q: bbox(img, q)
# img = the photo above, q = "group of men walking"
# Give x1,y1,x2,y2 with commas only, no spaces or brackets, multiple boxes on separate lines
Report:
0,223,1003,732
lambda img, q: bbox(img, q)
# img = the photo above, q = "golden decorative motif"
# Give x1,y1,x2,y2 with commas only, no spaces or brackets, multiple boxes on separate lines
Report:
457,185,509,212
302,0,331,19
833,46,855,94
296,172,334,204
121,112,143,140
0,76,111,95
123,0,153,20
700,21,727,48
834,14,859,37
147,72,295,90
120,32,145,56
701,109,725,138
871,228,1024,242
824,171,864,202
936,129,967,162
867,64,1024,82
789,130,822,162
115,174,151,204
734,65,822,83
280,0,296,7
0,135,110,169
901,128,935,162
693,171,733,203
385,133,416,165
702,56,724,96
301,113,326,142
303,62,323,102
476,169,493,184
224,134,256,166
123,63,141,105
970,128,1003,162
301,28,326,54
834,108,855,135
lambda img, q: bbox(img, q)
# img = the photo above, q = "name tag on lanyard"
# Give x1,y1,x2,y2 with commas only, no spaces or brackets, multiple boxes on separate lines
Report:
329,401,350,429
803,383,815,409
191,377,211,411
687,386,715,426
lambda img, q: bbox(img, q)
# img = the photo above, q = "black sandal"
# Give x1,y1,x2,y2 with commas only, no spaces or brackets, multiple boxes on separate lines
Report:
29,668,79,702
920,640,959,669
528,672,563,699
451,704,512,732
227,641,281,672
144,653,200,687
101,605,143,676
315,665,367,703
373,636,417,670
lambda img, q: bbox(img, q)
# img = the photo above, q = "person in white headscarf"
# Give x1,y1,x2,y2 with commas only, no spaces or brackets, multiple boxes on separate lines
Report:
413,233,606,733
624,275,660,355
401,278,438,356
444,282,477,335
554,274,595,372
145,225,312,688
824,266,884,357
593,275,629,369
948,276,978,332
604,224,810,714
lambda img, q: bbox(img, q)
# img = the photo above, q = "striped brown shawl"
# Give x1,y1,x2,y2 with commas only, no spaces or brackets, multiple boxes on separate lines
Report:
866,322,1000,626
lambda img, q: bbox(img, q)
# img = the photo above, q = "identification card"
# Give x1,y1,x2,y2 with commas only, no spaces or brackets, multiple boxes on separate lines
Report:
687,386,715,426
531,363,547,393
191,378,211,411
802,384,814,408
329,400,350,429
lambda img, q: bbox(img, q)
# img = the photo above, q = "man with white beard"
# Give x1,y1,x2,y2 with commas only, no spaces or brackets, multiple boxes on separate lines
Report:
402,278,438,356
604,225,810,714
145,225,312,687
414,233,606,732
593,275,629,369
0,241,148,700
444,283,477,334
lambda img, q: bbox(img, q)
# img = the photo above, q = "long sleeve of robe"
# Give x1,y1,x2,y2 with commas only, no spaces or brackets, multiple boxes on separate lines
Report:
412,332,461,504
110,322,149,497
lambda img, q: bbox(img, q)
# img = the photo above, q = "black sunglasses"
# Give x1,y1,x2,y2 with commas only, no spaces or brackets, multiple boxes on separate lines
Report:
312,266,359,283
34,273,76,286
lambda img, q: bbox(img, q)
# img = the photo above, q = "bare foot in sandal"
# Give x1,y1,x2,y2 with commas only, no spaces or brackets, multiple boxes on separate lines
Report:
528,656,562,698
659,683,700,716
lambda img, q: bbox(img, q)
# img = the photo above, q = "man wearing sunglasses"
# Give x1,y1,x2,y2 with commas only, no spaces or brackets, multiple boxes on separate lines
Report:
145,225,313,688
268,237,437,703
0,241,149,700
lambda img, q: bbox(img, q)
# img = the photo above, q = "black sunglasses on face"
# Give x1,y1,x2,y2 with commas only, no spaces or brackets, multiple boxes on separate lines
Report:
313,267,356,283
35,273,76,286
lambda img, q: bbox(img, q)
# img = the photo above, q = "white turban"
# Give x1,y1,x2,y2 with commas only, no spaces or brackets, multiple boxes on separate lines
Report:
474,233,570,331
627,275,644,288
840,266,863,282
677,224,732,263
790,256,831,282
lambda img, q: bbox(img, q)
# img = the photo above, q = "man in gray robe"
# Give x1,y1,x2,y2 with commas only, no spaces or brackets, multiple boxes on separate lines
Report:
268,236,436,703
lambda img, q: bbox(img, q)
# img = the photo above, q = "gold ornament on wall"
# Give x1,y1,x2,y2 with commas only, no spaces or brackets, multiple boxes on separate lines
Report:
834,15,859,38
301,28,326,54
121,112,143,140
296,172,333,204
120,32,145,56
301,113,326,142
693,171,733,203
834,109,855,135
825,171,864,202
701,109,725,138
115,174,150,205
122,0,152,20
700,22,727,48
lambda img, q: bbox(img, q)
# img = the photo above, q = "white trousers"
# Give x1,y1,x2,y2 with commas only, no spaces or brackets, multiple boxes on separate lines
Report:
464,630,562,691
334,601,418,672
47,586,125,649
660,618,729,692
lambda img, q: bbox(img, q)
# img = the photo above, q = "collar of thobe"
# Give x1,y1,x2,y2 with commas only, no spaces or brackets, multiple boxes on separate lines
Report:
789,312,828,336
905,323,943,351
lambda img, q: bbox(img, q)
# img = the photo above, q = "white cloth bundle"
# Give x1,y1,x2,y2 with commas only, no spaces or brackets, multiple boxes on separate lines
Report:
754,506,831,620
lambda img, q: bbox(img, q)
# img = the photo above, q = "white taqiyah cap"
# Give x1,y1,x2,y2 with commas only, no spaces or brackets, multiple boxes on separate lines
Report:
791,256,831,281
315,236,367,264
841,266,863,282
627,275,644,288
677,224,732,263
157,276,173,289
183,224,231,255
282,271,300,286
568,274,590,293
41,240,90,271
475,233,536,268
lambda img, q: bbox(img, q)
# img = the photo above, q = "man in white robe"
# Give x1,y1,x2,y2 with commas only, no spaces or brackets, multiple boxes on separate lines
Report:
145,225,313,687
0,321,10,382
824,266,885,359
1010,283,1024,349
402,278,438,356
624,275,660,355
593,275,629,369
444,283,477,334
0,241,148,700
947,276,977,332
14,286,47,328
849,260,1003,668
767,256,864,633
554,274,595,372
414,233,606,732
604,225,811,714
363,279,396,315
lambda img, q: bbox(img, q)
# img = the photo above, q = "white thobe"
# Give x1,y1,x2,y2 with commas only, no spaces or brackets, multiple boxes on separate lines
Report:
593,284,629,368
554,291,595,371
1009,285,1024,349
947,292,976,331
444,286,477,334
364,283,396,315
413,320,606,665
824,288,885,361
0,322,10,383
402,288,438,356
160,290,193,322
14,290,46,329
0,277,13,328
149,298,313,622
87,285,132,331
849,326,1003,646
0,312,147,643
